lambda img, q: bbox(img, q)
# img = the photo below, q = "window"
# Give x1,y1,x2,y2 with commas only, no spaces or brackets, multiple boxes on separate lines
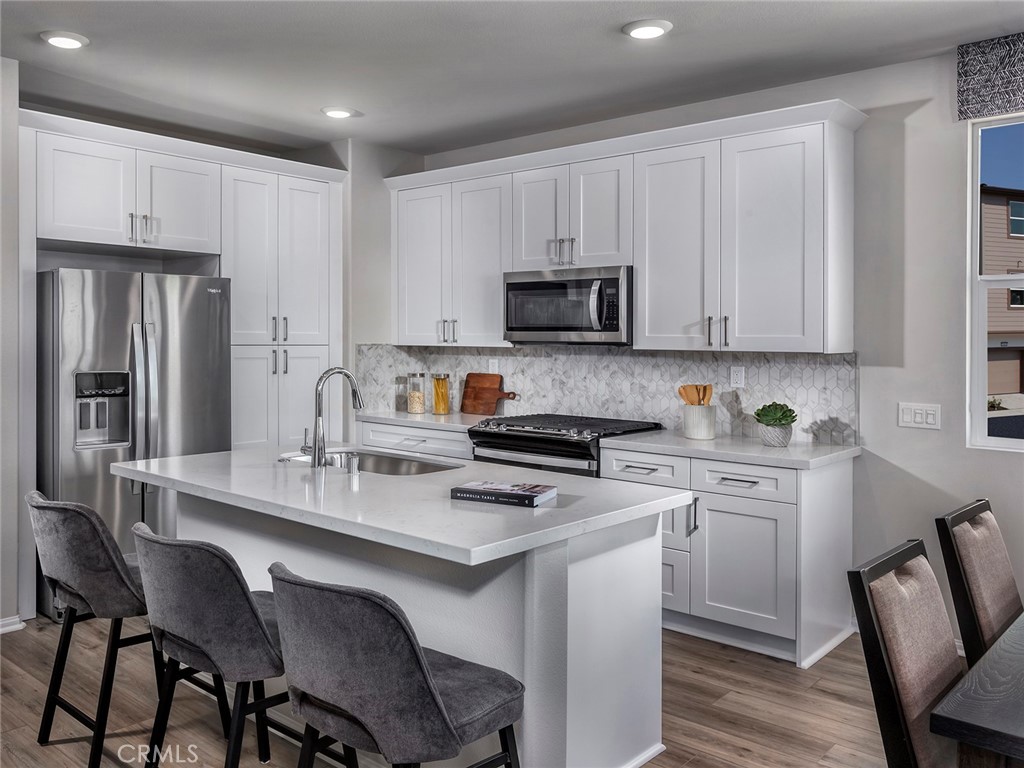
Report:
970,118,1024,450
1011,201,1024,236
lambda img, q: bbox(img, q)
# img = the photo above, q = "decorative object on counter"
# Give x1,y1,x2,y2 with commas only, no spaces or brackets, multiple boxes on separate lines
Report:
678,384,713,405
754,401,798,447
682,405,717,440
451,480,557,507
460,372,519,416
407,372,426,414
432,373,451,415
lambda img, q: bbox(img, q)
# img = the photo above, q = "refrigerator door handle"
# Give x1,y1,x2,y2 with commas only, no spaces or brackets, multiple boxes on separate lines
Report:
144,322,159,494
130,323,146,495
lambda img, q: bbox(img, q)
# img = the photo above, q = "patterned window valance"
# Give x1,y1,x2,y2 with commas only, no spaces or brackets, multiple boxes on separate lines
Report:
957,32,1024,120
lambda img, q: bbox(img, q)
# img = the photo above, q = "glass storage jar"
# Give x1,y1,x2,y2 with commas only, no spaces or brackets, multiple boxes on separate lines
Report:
432,373,451,415
407,372,426,414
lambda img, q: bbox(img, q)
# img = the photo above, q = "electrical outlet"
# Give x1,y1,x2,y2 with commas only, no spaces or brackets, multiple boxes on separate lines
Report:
730,366,745,388
898,402,941,430
488,359,500,374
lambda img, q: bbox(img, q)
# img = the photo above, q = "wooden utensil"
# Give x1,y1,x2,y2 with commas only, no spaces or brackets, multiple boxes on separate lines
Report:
460,372,518,415
679,384,700,405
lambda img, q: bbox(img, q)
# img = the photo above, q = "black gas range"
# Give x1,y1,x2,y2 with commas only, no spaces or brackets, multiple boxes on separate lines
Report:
468,414,662,477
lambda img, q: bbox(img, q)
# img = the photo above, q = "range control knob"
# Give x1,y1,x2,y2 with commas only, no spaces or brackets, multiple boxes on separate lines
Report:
568,428,579,438
498,424,508,431
582,430,594,439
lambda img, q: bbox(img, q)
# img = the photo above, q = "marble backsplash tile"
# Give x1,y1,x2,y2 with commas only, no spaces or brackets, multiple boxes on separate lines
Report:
356,345,859,445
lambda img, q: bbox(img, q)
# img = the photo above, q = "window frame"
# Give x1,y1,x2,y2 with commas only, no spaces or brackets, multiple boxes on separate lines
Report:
968,113,1024,452
1010,200,1024,237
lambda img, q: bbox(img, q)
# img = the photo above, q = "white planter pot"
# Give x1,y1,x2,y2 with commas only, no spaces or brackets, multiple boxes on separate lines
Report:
758,424,793,447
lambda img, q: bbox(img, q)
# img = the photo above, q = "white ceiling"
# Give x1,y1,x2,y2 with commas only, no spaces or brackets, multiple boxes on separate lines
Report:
2,1,1022,156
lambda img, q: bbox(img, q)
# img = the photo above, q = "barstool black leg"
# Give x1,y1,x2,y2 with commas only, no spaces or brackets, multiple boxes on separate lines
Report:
86,618,123,768
212,675,232,739
252,680,271,763
150,637,165,691
499,725,521,768
224,680,250,768
146,657,180,768
297,724,319,768
37,606,78,744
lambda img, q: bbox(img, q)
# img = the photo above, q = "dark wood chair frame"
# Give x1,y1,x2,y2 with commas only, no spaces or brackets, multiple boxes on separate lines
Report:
935,498,1024,668
848,538,930,768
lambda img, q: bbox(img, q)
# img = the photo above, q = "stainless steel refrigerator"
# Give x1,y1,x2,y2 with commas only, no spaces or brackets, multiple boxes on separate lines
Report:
37,268,230,619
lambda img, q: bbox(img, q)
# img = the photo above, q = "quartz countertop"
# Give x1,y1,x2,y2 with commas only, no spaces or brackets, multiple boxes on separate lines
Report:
356,411,488,432
111,447,690,566
601,431,861,470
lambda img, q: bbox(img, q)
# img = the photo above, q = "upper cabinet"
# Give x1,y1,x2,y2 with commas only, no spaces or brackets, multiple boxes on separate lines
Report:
396,176,511,346
37,133,220,254
511,156,632,271
222,168,330,346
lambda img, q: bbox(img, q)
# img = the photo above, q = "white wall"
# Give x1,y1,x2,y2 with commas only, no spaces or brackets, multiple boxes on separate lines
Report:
425,54,1024,607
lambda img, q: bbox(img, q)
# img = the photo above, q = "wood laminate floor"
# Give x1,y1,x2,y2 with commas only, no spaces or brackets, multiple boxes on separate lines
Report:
0,617,885,767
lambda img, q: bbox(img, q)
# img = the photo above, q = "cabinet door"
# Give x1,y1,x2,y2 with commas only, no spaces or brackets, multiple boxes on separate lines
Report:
568,155,633,267
721,125,824,352
451,176,512,347
37,134,136,245
634,143,721,350
278,346,330,446
279,177,330,345
396,185,452,345
137,151,221,253
230,346,278,449
690,493,797,638
662,504,693,553
662,548,690,614
222,167,279,345
511,166,568,271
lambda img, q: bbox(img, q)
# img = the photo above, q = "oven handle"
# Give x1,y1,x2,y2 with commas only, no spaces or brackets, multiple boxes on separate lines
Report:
474,446,597,472
589,280,602,331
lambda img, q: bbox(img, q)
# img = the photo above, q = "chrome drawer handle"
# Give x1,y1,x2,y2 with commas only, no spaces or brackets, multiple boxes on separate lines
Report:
622,464,658,475
717,477,759,488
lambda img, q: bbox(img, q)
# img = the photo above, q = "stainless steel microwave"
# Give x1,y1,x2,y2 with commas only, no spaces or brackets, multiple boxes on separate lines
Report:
503,266,631,345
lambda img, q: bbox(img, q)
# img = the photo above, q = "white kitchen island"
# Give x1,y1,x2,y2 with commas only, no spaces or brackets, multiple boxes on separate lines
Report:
112,447,692,768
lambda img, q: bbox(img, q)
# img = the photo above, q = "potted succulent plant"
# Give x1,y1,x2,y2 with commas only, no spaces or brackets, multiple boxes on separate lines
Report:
754,402,797,447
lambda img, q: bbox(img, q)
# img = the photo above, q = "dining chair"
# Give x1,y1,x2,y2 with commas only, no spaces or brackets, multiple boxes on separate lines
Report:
935,499,1024,667
848,539,1013,767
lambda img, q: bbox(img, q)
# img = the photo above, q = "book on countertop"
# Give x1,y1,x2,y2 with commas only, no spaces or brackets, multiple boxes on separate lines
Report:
451,480,557,507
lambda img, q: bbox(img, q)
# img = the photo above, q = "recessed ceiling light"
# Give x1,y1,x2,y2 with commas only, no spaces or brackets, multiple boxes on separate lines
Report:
40,31,90,49
321,107,353,119
622,20,673,40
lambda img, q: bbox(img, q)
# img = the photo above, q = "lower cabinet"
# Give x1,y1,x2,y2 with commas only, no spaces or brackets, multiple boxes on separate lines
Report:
356,419,473,460
688,492,797,639
661,547,691,614
230,345,330,449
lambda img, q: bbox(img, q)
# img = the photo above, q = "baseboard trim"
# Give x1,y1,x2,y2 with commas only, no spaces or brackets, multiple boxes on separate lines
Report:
0,616,26,634
623,743,665,768
798,626,855,669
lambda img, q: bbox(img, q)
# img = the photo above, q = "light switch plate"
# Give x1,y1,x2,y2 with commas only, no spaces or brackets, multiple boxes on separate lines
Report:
730,366,745,388
898,402,941,430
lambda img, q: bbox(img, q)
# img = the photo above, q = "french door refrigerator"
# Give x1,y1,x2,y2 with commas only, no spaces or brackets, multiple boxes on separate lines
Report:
37,268,230,619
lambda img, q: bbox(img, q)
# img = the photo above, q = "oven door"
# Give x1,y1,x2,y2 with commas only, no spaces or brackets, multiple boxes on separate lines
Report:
474,447,598,477
504,266,630,344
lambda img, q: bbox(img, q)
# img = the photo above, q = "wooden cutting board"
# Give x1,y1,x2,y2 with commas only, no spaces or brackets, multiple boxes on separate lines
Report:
460,372,518,415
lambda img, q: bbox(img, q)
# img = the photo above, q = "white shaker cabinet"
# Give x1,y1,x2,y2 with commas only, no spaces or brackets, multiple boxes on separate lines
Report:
37,134,220,253
222,170,330,346
633,142,721,350
230,345,330,449
720,125,825,352
395,178,510,346
511,156,632,271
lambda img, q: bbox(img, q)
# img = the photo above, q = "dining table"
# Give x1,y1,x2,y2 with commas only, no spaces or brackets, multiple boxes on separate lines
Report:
931,613,1024,760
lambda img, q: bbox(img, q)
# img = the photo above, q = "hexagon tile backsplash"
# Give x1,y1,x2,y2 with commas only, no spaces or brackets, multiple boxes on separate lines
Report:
355,345,859,445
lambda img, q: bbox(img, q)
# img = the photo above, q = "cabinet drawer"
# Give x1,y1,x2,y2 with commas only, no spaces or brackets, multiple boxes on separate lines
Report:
358,421,473,460
690,459,796,504
662,505,694,552
662,548,690,614
601,449,690,489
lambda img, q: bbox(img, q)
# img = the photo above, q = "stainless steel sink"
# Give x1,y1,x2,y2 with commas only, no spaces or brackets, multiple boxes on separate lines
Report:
279,449,458,475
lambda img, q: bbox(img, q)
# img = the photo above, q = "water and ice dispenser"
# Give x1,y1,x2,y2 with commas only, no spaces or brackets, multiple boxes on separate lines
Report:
74,372,131,448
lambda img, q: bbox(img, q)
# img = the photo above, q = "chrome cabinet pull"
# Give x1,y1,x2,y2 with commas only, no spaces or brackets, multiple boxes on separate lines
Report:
707,316,713,346
283,349,289,374
441,319,449,343
272,316,277,342
686,496,700,536
569,237,577,265
141,214,151,243
128,213,136,243
557,238,565,265
622,464,658,475
452,319,458,344
272,349,277,375
723,315,730,347
283,316,288,341
718,476,759,488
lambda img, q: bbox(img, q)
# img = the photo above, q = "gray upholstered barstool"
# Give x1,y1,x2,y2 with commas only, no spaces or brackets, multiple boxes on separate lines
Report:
269,562,523,768
132,523,287,768
26,490,163,768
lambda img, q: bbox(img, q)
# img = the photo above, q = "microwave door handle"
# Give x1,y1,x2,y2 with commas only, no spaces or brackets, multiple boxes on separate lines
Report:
589,280,602,331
